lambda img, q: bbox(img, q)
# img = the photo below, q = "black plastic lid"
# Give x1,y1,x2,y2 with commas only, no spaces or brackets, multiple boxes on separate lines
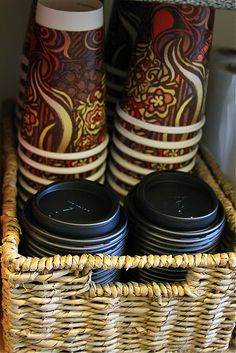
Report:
31,180,121,237
135,171,219,231
21,199,128,247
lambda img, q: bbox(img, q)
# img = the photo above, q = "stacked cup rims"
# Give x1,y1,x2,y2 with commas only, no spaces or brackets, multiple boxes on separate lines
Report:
125,171,225,283
17,0,108,209
20,179,128,284
107,3,215,202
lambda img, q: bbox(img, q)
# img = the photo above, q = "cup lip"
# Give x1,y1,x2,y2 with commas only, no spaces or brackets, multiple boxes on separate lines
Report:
18,144,108,174
110,146,196,175
36,0,103,31
112,134,198,163
108,160,139,186
110,147,151,175
86,162,106,182
106,80,123,93
18,132,109,160
116,103,206,134
115,119,203,149
31,179,121,237
18,175,38,195
107,173,128,197
18,162,52,185
106,94,119,104
106,64,127,78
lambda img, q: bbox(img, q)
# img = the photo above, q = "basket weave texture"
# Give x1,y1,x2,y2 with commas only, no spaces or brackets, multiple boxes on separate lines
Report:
1,100,236,353
132,0,236,9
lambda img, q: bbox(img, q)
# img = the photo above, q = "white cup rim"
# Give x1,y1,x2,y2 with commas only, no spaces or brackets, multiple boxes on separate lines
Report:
110,147,150,175
18,163,53,185
107,173,127,197
86,162,106,181
106,80,123,93
112,134,198,164
178,157,196,172
116,103,206,134
18,175,38,194
18,188,29,203
115,119,203,149
106,64,127,78
18,144,108,174
109,160,138,186
18,132,109,160
36,0,103,31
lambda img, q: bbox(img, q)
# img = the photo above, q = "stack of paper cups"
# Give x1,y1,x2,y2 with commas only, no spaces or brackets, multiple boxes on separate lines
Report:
17,0,108,208
107,3,215,201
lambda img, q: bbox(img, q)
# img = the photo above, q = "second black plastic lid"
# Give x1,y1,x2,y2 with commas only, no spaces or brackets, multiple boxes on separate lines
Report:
135,171,219,231
31,179,121,237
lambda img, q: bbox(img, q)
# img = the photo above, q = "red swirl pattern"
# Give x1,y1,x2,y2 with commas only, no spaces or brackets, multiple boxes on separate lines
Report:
120,4,215,131
21,23,106,153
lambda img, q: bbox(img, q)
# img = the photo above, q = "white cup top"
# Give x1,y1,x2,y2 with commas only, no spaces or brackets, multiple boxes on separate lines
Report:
18,131,109,160
112,133,199,164
18,144,108,175
36,0,103,31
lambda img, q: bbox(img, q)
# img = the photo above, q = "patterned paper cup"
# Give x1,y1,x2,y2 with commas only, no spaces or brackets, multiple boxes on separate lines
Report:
20,0,106,153
119,4,215,128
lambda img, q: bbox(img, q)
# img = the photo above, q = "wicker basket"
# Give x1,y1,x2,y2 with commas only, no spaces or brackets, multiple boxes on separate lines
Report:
1,98,236,353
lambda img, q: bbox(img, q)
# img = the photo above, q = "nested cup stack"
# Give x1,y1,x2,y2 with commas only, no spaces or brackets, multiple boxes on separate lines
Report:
107,3,215,202
17,0,108,209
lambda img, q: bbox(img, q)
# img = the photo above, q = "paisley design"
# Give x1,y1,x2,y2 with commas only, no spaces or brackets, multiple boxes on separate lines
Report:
21,23,106,153
120,4,215,132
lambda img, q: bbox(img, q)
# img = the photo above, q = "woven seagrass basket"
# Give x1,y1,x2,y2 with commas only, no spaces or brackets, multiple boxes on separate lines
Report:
1,1,236,352
1,88,236,353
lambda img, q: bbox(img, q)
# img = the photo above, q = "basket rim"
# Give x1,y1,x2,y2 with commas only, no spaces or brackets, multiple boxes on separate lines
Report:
1,100,236,277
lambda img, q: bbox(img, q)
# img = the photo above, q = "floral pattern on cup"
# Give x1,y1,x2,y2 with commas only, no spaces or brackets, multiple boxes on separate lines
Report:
21,22,106,153
120,4,215,127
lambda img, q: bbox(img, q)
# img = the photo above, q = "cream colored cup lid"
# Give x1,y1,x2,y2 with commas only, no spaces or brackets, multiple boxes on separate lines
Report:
36,0,103,31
